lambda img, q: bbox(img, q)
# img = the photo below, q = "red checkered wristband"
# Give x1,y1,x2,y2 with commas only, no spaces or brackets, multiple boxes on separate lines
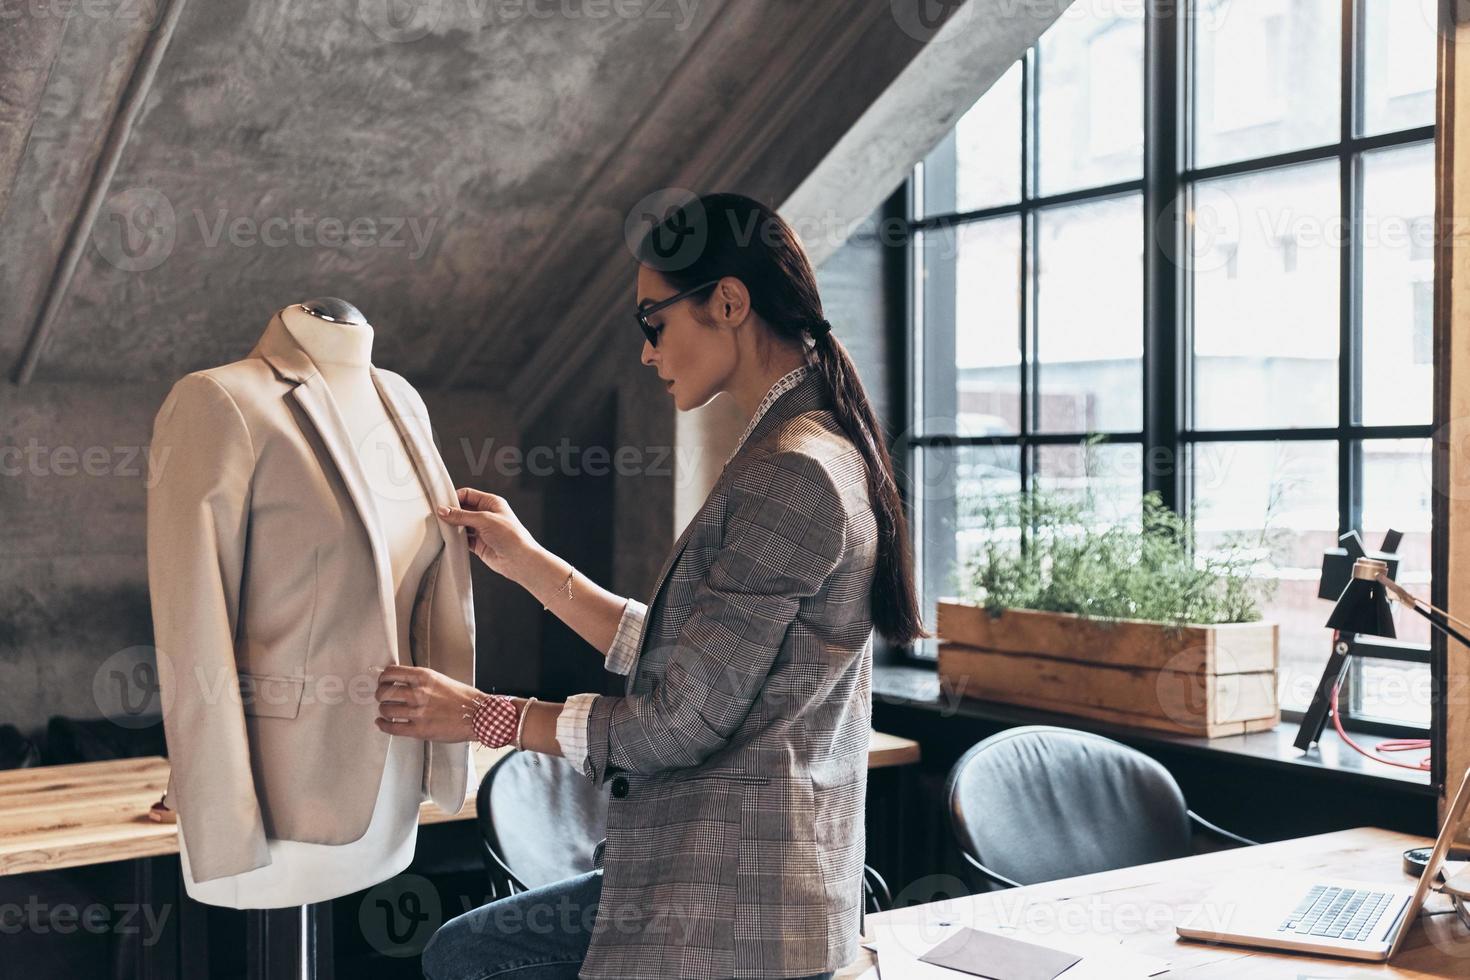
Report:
466,694,519,748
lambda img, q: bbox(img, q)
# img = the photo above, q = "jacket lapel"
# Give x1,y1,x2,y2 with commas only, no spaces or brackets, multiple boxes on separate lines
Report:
369,367,478,677
248,313,398,665
367,365,478,814
646,486,714,614
369,369,459,549
295,393,402,664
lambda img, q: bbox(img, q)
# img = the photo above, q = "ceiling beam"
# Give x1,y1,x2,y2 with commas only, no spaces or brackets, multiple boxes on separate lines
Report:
0,4,70,226
507,0,921,424
433,2,733,389
786,0,1072,269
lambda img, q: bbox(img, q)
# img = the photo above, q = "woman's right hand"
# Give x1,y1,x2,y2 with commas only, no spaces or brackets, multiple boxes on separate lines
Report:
437,488,540,584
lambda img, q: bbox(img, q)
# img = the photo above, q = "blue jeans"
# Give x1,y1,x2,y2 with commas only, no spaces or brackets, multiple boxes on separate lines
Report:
420,870,836,980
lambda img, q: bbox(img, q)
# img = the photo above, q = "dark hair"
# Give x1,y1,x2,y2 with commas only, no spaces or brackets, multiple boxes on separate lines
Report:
636,192,928,646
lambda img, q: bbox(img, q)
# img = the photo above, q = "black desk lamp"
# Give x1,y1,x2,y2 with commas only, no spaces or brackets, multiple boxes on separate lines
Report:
1294,531,1404,751
1326,556,1470,650
1325,559,1470,878
1324,558,1400,638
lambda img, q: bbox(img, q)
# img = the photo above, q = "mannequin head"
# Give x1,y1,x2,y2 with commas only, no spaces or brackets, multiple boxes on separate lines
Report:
280,298,374,367
297,297,368,325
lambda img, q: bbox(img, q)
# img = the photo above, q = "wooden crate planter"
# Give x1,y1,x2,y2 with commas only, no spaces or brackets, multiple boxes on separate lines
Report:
937,600,1280,738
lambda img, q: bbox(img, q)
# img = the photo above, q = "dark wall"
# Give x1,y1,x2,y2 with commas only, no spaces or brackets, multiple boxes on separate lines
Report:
0,382,162,750
513,361,676,702
524,389,619,701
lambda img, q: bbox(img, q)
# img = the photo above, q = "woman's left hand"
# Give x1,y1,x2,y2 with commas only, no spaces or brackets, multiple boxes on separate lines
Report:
373,664,485,744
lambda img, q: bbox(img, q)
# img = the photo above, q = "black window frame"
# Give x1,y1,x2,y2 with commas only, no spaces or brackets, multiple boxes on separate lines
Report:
898,0,1437,741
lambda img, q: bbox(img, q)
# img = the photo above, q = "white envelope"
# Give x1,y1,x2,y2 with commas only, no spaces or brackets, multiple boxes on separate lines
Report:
865,922,1168,980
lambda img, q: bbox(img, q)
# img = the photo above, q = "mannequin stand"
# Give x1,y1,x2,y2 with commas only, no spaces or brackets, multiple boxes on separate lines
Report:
244,903,332,980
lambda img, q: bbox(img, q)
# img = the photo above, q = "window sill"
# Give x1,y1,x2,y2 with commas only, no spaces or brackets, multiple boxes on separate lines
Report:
872,661,1434,795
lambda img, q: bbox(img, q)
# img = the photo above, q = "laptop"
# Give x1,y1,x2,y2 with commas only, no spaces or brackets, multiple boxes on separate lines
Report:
1176,765,1470,961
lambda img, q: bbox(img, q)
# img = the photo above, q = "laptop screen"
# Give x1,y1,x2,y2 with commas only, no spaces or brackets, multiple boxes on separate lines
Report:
1387,764,1470,958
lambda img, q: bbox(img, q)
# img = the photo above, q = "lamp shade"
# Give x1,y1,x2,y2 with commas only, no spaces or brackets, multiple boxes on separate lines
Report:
1324,558,1396,638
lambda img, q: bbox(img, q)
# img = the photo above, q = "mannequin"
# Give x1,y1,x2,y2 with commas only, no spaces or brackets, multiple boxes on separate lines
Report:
176,299,443,908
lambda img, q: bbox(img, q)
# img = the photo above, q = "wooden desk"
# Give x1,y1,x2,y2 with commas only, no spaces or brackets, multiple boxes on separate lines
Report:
0,731,919,977
0,731,920,876
0,745,507,876
867,729,921,769
839,827,1468,979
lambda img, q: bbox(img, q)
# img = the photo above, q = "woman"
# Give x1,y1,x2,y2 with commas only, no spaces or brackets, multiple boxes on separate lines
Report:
375,193,925,980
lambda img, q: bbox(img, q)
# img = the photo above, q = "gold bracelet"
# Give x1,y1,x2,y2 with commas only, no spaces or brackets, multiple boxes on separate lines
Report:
516,696,540,765
543,567,574,610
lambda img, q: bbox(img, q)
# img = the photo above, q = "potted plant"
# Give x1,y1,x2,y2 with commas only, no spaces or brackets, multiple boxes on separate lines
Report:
937,488,1282,737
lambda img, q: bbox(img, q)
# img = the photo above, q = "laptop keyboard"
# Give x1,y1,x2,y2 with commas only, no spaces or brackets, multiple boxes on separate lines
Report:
1277,885,1395,942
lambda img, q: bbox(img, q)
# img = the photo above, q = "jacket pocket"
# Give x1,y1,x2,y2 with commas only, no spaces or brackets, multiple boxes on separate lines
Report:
408,544,444,667
669,766,770,785
239,672,306,719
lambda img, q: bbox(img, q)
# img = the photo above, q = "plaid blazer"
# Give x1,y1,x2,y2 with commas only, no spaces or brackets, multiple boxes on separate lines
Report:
580,369,878,980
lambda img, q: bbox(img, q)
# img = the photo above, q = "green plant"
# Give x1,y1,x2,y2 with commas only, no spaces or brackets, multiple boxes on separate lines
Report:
961,488,1279,627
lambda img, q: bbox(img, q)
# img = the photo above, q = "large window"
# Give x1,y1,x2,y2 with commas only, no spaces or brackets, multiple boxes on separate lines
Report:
907,0,1436,735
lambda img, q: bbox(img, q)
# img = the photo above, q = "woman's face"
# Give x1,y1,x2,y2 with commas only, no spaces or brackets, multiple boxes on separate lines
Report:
637,266,737,411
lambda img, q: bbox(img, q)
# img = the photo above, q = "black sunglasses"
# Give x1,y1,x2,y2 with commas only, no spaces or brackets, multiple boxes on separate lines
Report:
635,280,720,347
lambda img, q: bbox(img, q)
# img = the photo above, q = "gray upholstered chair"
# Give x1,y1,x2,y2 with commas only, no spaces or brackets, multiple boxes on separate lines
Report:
476,749,894,922
476,750,608,897
946,725,1256,889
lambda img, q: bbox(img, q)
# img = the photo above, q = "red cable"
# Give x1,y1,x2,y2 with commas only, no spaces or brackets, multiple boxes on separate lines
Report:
1377,737,1434,753
1329,682,1431,772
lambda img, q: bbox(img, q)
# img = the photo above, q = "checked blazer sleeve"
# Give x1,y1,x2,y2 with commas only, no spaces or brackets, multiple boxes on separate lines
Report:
555,599,647,771
583,449,847,782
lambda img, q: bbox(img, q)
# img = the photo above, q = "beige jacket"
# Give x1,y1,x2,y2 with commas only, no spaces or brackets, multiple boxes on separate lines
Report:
148,314,475,883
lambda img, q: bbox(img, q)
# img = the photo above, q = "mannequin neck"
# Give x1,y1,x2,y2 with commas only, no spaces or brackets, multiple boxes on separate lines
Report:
280,305,374,371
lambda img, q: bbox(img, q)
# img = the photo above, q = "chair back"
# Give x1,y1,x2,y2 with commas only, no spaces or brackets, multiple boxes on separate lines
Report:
946,725,1192,887
476,751,608,893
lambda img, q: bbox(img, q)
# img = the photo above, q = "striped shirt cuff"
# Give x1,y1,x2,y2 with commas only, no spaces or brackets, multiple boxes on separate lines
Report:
605,599,647,676
556,693,600,772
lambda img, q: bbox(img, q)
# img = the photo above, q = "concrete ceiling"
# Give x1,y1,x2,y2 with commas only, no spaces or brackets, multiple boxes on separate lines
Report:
1,0,1067,416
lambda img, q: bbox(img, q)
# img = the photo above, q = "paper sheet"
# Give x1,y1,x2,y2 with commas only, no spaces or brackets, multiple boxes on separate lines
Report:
866,922,1169,979
918,928,1080,980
